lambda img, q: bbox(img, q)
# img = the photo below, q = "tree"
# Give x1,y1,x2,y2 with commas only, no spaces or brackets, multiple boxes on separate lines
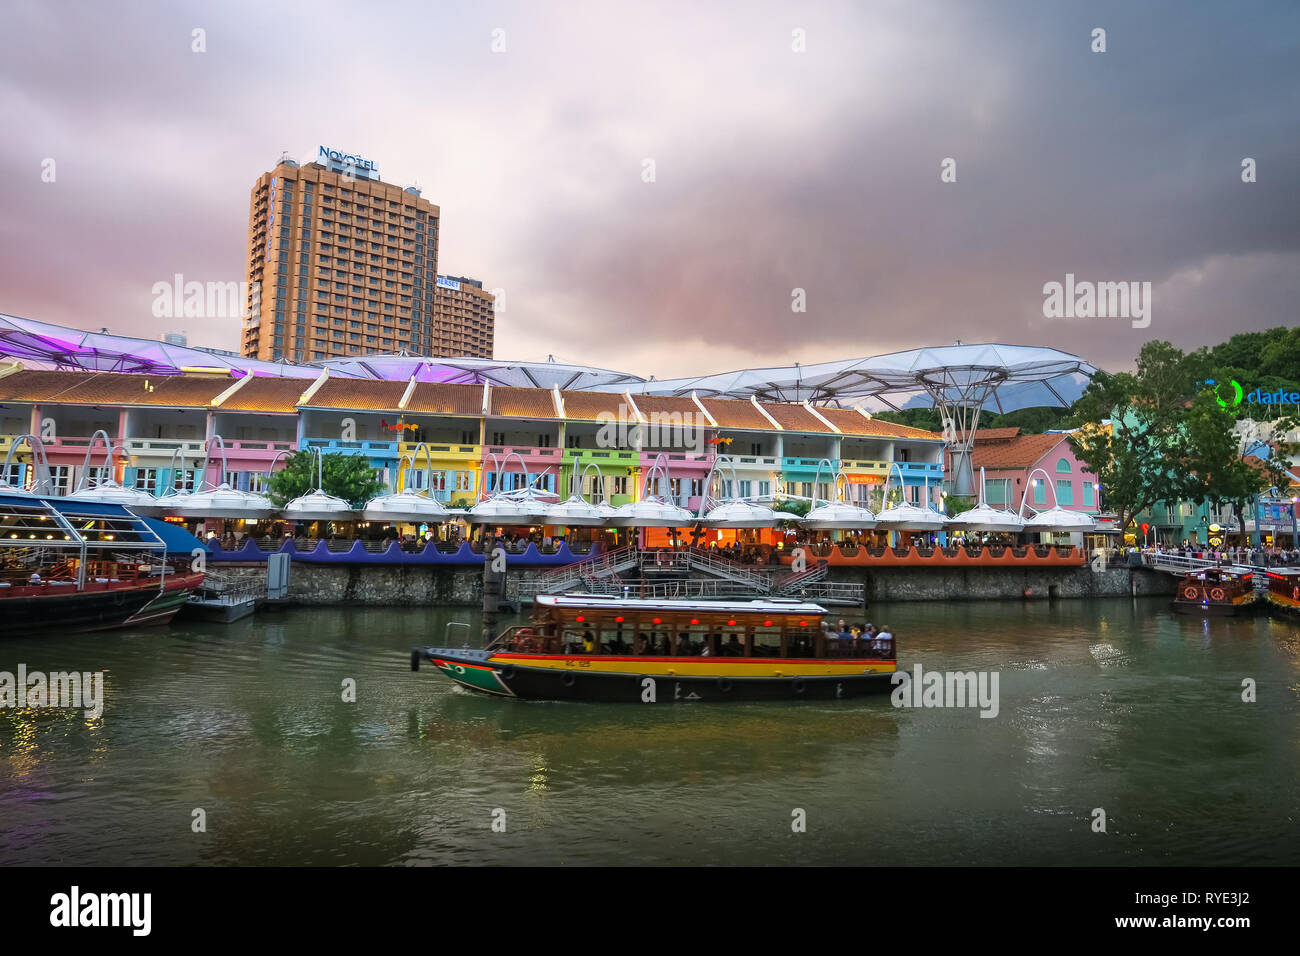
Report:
1071,339,1296,541
267,451,385,509
1071,341,1211,537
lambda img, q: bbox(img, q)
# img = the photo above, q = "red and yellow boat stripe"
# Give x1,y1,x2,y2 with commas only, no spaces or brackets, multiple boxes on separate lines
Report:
488,653,895,678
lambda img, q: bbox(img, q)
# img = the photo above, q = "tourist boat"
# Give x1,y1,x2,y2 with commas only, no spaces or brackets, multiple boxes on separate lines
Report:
1264,568,1300,616
0,491,204,633
1172,566,1259,615
411,594,896,702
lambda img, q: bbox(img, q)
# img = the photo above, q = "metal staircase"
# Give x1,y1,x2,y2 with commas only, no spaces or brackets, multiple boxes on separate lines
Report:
772,560,829,595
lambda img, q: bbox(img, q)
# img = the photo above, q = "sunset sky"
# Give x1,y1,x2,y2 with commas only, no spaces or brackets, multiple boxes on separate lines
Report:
1,0,1296,378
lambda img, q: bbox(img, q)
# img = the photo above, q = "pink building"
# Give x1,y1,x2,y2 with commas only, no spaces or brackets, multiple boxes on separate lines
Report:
968,428,1100,515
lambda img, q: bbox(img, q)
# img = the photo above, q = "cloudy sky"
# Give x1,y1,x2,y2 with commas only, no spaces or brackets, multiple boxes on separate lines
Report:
1,0,1297,379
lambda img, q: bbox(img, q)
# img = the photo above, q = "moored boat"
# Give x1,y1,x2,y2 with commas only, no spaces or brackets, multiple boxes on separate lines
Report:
0,491,204,634
1264,568,1300,616
412,594,896,702
1172,566,1259,615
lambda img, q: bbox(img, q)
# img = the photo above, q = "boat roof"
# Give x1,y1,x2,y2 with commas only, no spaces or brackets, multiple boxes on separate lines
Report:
1265,568,1300,578
535,594,829,615
0,493,165,550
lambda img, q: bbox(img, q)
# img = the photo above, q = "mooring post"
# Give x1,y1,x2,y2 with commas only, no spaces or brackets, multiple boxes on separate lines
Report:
482,531,501,646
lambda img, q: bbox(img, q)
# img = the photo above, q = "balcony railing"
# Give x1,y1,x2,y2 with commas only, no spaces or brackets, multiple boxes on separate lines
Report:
564,448,639,465
300,438,399,456
399,442,479,457
485,445,563,460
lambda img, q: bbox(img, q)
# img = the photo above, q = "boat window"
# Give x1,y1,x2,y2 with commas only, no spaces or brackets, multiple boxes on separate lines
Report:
752,624,783,658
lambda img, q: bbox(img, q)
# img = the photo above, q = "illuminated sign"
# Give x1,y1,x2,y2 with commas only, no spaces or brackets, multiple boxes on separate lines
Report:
1201,379,1299,408
435,277,461,291
317,145,379,179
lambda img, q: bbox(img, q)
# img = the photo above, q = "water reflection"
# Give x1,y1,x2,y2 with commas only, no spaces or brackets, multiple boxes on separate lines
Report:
0,598,1296,865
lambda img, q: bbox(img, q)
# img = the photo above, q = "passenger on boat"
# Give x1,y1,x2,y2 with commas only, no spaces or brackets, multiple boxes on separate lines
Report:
723,635,743,656
582,630,596,654
677,634,693,656
634,635,648,655
28,572,42,585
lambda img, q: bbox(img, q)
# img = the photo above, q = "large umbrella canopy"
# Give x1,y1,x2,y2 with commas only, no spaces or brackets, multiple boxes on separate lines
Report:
1022,506,1097,531
467,496,527,524
360,490,450,523
608,498,695,527
873,502,947,530
945,502,1026,533
172,483,278,520
621,343,1095,408
700,500,782,528
64,482,165,516
801,501,877,530
282,489,358,522
545,495,608,527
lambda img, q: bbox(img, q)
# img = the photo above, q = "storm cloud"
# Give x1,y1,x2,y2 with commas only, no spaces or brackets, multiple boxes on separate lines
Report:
1,0,1296,378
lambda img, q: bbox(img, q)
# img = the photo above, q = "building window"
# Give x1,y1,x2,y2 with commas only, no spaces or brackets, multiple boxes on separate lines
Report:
1083,483,1095,507
1056,457,1072,474
1056,479,1073,506
1033,480,1046,506
134,468,159,494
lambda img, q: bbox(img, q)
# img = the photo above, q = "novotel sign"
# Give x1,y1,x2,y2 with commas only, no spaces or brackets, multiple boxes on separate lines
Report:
318,145,379,178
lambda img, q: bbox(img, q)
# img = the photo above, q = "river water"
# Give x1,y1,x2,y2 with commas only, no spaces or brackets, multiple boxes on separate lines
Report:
1,598,1297,866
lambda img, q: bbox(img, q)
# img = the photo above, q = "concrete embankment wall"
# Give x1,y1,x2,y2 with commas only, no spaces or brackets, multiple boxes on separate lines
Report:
213,562,1176,606
832,566,1175,602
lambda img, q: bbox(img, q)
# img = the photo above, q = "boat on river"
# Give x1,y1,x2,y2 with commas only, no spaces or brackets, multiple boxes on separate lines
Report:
1172,566,1259,615
411,594,896,702
1264,568,1300,617
0,491,204,633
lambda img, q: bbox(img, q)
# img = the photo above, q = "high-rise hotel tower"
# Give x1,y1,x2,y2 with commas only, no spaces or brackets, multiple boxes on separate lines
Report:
242,146,462,362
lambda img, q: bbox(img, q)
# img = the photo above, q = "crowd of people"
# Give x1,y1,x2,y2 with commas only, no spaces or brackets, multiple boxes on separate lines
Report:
1145,543,1300,567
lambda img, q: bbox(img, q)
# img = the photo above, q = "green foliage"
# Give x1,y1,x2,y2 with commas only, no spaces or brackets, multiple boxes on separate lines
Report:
944,494,977,517
267,451,386,510
774,498,811,518
1070,339,1294,535
867,485,904,512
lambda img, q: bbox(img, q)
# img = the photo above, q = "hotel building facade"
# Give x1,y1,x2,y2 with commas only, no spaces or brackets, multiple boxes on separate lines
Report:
241,147,447,363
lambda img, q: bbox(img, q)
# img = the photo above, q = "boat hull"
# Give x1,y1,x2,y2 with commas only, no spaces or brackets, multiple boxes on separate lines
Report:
1171,596,1259,616
413,647,896,702
0,573,203,634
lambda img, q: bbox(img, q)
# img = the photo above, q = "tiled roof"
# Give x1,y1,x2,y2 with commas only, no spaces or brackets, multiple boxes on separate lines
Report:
759,403,834,433
403,383,484,416
218,377,304,412
305,379,407,411
490,386,558,419
698,398,771,430
973,427,1023,441
0,370,230,406
818,408,942,440
971,433,1067,470
632,395,707,422
560,390,632,421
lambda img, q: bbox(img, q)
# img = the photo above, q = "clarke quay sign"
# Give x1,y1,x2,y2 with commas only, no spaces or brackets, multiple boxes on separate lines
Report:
1201,379,1300,409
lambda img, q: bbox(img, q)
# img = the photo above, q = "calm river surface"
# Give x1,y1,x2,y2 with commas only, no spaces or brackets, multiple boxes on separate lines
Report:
2,598,1298,866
